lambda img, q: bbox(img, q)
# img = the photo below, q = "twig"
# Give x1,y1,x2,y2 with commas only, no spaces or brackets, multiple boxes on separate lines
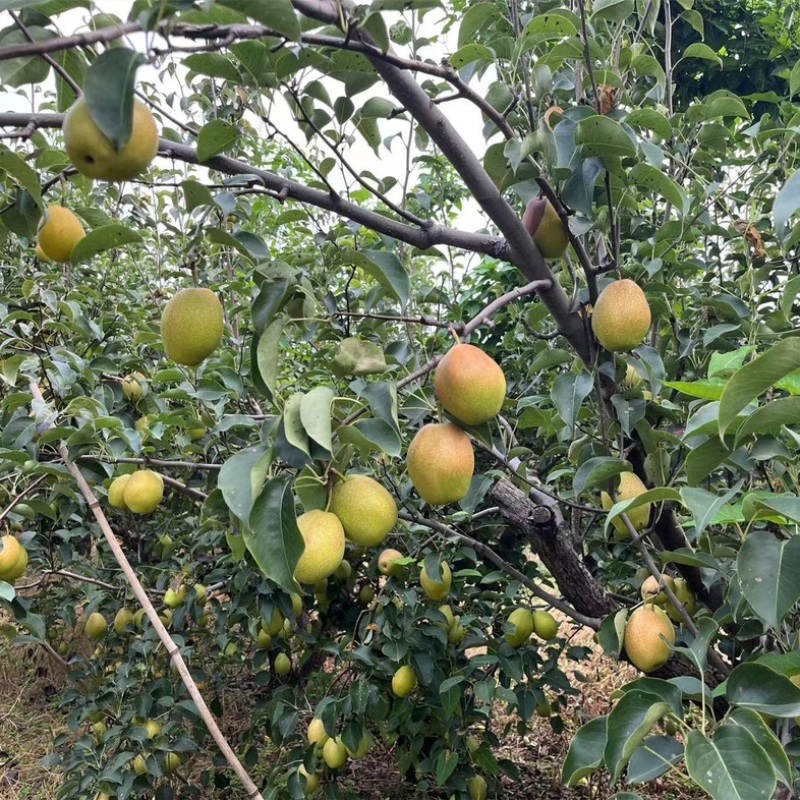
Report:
161,474,208,503
77,455,222,470
398,511,600,629
0,475,48,525
30,382,265,800
335,311,451,328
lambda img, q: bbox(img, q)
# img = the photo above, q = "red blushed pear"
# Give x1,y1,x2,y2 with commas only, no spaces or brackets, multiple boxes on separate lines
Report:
522,198,569,259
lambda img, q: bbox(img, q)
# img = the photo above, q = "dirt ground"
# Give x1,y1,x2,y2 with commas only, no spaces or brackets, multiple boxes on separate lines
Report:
0,617,707,800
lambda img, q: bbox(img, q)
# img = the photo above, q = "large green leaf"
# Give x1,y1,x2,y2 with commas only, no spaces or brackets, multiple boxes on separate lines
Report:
343,249,409,305
592,0,634,22
630,164,687,215
0,145,41,207
718,338,800,436
246,475,303,594
218,444,271,522
70,224,142,262
283,393,310,455
551,371,593,432
197,120,241,161
573,457,628,494
83,47,147,150
604,690,671,782
685,727,776,800
680,484,740,537
183,53,241,82
737,530,800,630
774,169,800,244
0,26,56,86
726,663,800,716
604,488,681,533
727,708,792,788
300,387,334,455
736,396,800,444
627,736,683,783
219,0,301,41
562,716,608,786
575,116,637,159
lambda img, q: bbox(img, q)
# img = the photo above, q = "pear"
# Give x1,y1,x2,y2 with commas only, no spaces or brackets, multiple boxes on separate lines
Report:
63,97,159,181
623,606,675,672
378,548,404,576
330,475,397,547
420,561,451,601
532,610,559,640
37,205,85,263
523,197,569,259
107,474,131,509
591,279,651,352
434,343,506,426
160,288,224,367
293,510,346,585
640,574,675,606
123,470,164,514
504,607,534,647
391,664,417,697
601,470,651,538
407,422,474,506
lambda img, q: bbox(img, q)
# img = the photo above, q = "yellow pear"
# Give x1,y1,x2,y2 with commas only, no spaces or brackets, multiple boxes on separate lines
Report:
160,287,224,367
3,543,28,582
307,718,329,745
407,422,474,506
85,611,108,640
132,753,148,776
107,474,131,509
123,469,164,514
601,470,651,537
434,343,506,426
533,610,559,640
275,652,292,676
0,535,24,582
294,510,346,585
37,205,85,263
35,243,51,262
523,197,569,259
591,279,651,352
63,97,159,181
322,736,348,769
504,607,534,647
623,606,675,673
163,752,181,774
420,560,451,601
262,607,285,636
113,607,134,635
640,574,675,606
121,372,146,402
298,764,319,794
330,475,398,547
378,548,404,576
391,664,417,697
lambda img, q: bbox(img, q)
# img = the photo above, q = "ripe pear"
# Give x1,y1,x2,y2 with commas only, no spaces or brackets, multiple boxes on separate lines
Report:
533,610,559,640
322,736,348,769
666,577,697,623
623,606,675,673
591,279,651,352
37,205,85,263
294,510,346,585
113,607,134,635
85,611,108,640
0,535,25,582
123,469,164,514
523,197,569,259
307,717,329,745
640,574,675,607
107,474,131,509
504,607,534,647
330,474,398,547
601,470,651,537
378,548,404,576
392,664,417,697
164,584,187,608
63,97,159,181
121,372,146,402
160,287,224,367
420,560,452,601
434,343,506,426
407,422,474,506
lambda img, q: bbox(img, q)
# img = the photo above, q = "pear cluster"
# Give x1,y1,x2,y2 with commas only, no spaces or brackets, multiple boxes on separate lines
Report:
107,470,164,515
407,342,506,507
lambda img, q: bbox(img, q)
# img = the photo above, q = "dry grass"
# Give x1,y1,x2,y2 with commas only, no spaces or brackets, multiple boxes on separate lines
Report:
0,616,706,800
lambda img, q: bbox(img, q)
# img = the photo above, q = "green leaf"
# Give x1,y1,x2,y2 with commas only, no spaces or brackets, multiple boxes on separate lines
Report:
680,484,740,537
774,169,800,244
627,736,683,784
218,445,271,522
83,47,147,150
458,3,502,49
736,397,800,444
343,248,409,305
737,530,800,630
575,115,637,159
680,43,722,66
0,145,41,207
254,317,285,399
790,58,800,99
727,708,793,788
450,44,495,69
551,371,593,432
0,26,55,87
625,108,671,139
663,378,726,400
283,393,310,455
592,0,634,22
181,179,215,212
604,488,681,532
183,53,241,82
684,437,732,485
197,119,241,161
604,690,672,782
630,164,687,215
336,418,401,457
718,339,800,436
726,663,800,716
706,95,750,119
70,224,142,263
360,12,389,53
300,387,334,455
218,0,301,41
246,476,303,594
573,457,628,494
562,716,608,786
685,727,776,800
597,609,628,659
252,280,289,335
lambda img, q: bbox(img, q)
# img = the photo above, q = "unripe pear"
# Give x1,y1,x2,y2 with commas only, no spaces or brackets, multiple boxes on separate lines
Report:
113,607,134,635
533,610,559,640
298,764,319,794
275,652,292,676
392,664,417,697
407,422,474,506
623,606,675,672
591,279,651,352
666,577,696,622
121,372,146,402
434,343,506,427
322,736,348,769
601,470,651,537
262,608,285,636
523,198,569,259
504,607,534,647
420,561,451,601
330,474,397,547
85,611,108,640
63,97,159,181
